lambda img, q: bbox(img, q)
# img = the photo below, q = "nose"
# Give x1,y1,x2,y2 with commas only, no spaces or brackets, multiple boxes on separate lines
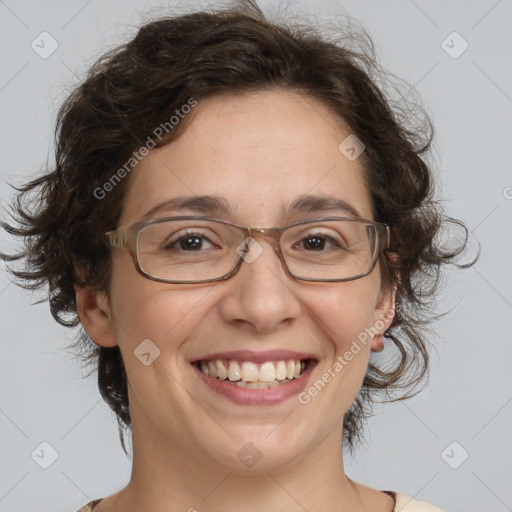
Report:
217,237,302,333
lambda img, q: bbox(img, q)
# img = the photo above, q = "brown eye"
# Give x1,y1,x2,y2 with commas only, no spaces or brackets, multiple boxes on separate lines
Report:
164,231,216,251
295,235,338,251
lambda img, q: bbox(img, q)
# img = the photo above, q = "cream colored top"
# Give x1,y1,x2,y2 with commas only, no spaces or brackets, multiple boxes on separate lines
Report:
76,492,444,511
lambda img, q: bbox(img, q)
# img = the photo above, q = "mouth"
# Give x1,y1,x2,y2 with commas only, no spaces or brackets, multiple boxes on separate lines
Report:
190,350,317,405
194,358,311,388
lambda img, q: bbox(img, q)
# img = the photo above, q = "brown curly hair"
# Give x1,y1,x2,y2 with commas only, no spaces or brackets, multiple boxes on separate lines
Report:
0,0,474,456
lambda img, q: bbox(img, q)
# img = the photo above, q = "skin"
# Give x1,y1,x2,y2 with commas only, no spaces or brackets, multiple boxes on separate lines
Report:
76,89,396,512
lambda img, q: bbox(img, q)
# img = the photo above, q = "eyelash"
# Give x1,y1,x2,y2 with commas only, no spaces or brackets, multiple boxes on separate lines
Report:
164,230,345,252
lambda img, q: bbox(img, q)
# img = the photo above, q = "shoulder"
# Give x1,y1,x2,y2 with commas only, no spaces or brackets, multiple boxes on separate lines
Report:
393,492,445,511
75,498,103,512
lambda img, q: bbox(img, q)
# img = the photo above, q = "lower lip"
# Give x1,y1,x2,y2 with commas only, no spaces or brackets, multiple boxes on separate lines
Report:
192,362,316,405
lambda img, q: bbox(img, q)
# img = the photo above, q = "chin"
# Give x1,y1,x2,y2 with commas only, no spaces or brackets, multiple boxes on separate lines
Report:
198,424,312,473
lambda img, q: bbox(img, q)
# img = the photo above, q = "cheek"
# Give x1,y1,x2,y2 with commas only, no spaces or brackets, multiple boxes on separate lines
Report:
108,259,210,358
305,281,378,354
301,282,379,407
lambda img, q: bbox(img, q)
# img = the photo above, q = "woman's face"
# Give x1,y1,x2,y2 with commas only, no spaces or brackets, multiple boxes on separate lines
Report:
85,89,394,472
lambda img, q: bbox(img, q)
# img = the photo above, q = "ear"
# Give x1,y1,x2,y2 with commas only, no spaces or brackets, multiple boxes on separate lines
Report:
75,284,118,347
370,282,397,353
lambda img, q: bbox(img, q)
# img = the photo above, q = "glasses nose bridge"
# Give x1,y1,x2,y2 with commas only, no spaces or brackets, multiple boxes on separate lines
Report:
241,226,288,271
246,226,283,252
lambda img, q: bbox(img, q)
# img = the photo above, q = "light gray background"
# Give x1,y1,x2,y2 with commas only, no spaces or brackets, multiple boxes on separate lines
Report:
0,1,511,511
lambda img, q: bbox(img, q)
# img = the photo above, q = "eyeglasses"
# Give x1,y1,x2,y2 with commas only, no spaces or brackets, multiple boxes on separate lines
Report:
104,215,390,284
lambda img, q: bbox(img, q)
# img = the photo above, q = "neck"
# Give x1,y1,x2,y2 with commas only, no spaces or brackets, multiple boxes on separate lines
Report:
110,410,369,512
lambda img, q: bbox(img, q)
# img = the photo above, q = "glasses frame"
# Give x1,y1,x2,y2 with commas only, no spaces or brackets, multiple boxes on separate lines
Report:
104,215,390,284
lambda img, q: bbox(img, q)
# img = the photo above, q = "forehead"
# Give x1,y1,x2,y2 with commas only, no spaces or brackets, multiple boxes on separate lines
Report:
119,89,373,225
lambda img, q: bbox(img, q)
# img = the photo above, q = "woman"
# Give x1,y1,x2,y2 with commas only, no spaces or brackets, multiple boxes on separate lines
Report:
1,1,472,510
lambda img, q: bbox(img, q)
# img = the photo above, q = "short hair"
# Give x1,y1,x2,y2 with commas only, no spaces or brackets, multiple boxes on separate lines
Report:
1,0,474,456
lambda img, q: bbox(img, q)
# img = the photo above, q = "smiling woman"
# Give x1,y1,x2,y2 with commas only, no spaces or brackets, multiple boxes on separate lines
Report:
1,1,475,511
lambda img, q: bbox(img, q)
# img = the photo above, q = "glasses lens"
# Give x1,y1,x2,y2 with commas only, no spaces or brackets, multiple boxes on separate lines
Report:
137,219,245,282
281,219,379,280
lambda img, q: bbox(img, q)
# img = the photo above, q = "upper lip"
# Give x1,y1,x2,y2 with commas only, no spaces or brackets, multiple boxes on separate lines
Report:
191,349,317,364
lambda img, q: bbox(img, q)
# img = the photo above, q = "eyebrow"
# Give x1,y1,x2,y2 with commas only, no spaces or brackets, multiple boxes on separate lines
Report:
140,194,363,221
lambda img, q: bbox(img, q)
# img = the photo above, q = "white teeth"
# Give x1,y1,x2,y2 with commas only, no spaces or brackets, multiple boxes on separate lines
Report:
259,362,276,382
286,359,295,380
241,362,258,381
207,361,218,378
247,382,269,389
198,358,307,383
228,361,241,381
275,360,287,380
216,360,228,380
236,379,292,389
